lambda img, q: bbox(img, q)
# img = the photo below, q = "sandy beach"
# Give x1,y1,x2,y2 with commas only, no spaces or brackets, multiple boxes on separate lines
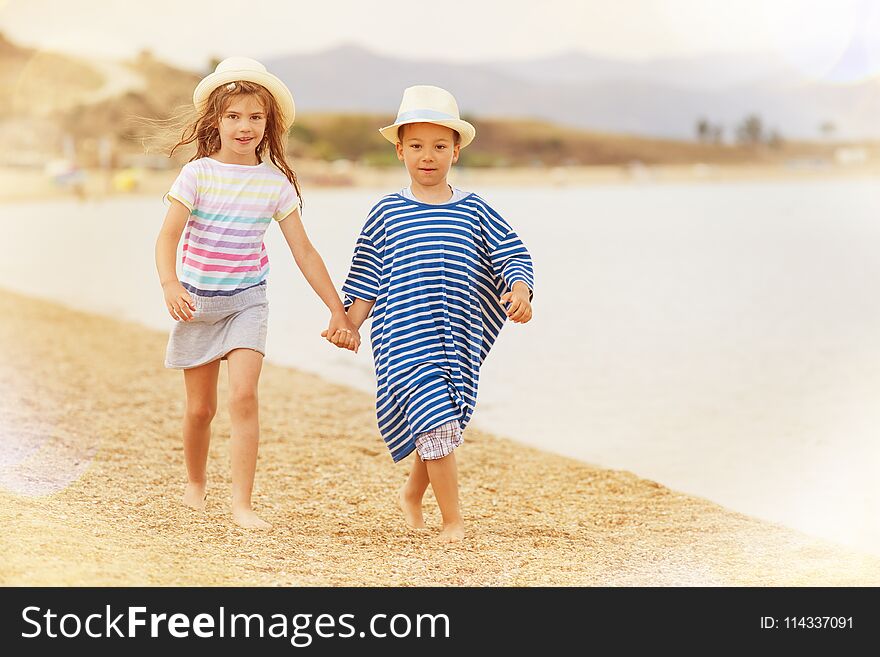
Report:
1,287,879,586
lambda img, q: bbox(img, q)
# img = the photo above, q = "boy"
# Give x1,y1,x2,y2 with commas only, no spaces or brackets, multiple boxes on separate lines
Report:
329,85,533,542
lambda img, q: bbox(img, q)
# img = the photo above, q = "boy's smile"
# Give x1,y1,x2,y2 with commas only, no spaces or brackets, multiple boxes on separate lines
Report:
396,122,460,195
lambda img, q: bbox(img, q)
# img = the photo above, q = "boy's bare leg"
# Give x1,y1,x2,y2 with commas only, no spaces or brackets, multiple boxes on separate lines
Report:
425,453,465,542
181,359,221,510
226,348,271,530
399,454,429,529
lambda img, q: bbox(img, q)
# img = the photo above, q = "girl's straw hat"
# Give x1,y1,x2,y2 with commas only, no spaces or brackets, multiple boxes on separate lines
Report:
379,85,476,148
193,57,296,130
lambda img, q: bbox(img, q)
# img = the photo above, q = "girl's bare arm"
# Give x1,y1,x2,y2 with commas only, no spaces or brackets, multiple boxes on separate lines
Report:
155,199,195,321
278,208,360,351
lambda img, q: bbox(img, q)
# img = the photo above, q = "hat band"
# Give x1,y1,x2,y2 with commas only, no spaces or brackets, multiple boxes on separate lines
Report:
395,109,460,123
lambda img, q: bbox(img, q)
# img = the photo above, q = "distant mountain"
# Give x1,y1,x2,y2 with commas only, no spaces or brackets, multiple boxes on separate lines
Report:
3,27,876,155
482,50,792,90
264,44,880,140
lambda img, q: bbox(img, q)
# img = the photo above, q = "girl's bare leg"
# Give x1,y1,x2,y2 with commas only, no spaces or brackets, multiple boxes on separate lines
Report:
181,359,221,510
225,348,270,529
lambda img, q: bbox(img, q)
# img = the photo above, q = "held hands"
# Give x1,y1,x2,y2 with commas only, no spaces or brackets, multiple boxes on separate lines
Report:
320,310,361,353
163,281,196,321
500,282,533,324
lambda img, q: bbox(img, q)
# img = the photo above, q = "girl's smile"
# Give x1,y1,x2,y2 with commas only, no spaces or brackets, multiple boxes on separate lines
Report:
214,94,267,164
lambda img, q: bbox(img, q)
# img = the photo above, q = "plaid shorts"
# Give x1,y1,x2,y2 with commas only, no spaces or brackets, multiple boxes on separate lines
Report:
415,420,463,461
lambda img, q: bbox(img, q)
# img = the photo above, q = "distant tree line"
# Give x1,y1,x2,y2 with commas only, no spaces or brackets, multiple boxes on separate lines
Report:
696,114,784,148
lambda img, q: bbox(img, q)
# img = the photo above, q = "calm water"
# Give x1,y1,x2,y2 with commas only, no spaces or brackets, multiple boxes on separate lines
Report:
3,179,880,556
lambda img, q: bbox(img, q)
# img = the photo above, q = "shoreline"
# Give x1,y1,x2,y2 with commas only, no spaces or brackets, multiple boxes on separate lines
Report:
1,287,879,585
2,160,880,204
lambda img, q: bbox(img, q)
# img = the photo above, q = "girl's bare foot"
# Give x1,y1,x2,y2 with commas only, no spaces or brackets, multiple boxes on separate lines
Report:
232,507,272,530
437,521,465,543
398,486,426,529
182,483,207,511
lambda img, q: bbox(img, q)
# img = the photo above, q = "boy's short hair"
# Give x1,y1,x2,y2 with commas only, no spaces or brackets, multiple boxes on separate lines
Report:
397,123,461,145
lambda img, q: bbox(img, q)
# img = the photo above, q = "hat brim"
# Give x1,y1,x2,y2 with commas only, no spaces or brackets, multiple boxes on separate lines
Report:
193,69,296,130
380,118,475,148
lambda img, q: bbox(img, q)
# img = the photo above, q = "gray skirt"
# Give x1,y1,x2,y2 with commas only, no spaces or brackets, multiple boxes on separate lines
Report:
165,284,268,369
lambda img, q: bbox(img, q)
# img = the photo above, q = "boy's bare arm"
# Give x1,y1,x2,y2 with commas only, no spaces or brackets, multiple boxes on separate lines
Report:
347,298,375,330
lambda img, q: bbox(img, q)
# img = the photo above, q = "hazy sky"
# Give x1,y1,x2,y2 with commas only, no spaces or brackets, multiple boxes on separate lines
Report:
1,0,878,72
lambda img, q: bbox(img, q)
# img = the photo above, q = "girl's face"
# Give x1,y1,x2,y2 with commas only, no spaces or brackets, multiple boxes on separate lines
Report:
395,122,460,188
215,94,267,162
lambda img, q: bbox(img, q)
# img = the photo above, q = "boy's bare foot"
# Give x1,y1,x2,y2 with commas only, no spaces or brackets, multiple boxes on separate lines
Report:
232,508,272,530
437,521,465,543
398,486,426,529
182,483,207,511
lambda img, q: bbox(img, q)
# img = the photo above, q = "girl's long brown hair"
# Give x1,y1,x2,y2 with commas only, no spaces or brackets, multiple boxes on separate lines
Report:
169,80,302,207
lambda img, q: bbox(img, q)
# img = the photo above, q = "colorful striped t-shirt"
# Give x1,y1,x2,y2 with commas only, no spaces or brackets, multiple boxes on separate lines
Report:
166,157,300,297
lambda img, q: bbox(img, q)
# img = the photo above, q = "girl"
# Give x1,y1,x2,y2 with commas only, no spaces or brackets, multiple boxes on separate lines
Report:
154,57,359,530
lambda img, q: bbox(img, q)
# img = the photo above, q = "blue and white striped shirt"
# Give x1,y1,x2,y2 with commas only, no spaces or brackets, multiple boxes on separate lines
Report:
342,192,534,462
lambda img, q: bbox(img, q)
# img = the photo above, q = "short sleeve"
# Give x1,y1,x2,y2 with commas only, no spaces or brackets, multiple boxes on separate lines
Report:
274,180,300,221
491,229,534,301
341,232,382,309
165,163,198,211
477,198,535,301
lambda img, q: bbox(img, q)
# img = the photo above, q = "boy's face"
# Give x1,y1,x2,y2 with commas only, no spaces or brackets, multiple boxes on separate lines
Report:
395,122,460,187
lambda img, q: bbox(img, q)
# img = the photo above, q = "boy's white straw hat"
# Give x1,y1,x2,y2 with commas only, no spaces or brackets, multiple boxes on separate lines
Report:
193,57,296,130
380,85,475,148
